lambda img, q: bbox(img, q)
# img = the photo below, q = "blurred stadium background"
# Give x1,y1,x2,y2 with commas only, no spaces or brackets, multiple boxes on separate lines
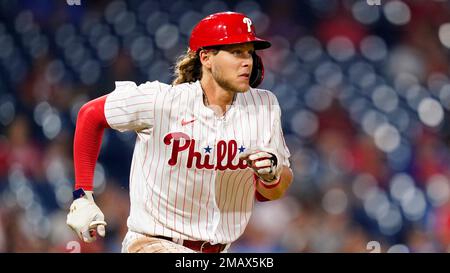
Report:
1,0,450,253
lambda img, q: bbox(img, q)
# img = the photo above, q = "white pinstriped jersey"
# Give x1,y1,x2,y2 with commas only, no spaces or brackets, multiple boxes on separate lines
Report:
104,80,290,245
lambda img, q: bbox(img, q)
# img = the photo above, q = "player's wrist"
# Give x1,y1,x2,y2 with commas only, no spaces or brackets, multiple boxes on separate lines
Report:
254,174,281,188
72,188,95,201
72,188,87,200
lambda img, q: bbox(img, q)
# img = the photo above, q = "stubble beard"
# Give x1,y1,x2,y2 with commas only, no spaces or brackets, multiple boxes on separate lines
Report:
212,68,249,93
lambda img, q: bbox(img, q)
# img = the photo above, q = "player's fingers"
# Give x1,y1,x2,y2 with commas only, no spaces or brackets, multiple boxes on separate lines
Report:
97,225,106,237
257,167,272,175
248,152,272,161
89,220,107,228
82,220,107,242
254,159,272,168
81,227,96,243
89,220,107,237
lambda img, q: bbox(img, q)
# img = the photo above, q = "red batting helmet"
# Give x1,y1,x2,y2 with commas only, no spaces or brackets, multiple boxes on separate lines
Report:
189,11,271,52
189,12,271,88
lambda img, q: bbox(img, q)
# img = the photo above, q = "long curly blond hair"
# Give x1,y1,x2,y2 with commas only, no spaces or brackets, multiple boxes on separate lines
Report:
172,49,202,85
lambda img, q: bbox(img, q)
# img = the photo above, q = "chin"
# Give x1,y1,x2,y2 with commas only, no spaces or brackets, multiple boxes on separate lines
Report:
235,83,250,92
236,88,249,93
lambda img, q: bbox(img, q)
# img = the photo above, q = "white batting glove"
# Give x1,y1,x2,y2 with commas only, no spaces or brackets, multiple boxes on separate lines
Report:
66,190,107,243
239,147,282,184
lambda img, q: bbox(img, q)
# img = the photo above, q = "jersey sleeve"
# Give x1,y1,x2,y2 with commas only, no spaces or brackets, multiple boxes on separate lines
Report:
269,93,291,168
104,81,158,132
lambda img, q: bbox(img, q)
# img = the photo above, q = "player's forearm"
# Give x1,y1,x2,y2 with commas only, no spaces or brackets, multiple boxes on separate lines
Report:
255,166,293,201
74,95,110,191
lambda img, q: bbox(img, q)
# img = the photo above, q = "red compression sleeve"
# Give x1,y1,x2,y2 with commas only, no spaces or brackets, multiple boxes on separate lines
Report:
73,95,110,191
255,191,270,202
253,174,270,202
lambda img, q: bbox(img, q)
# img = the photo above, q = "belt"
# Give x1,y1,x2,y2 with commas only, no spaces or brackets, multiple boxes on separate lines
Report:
154,235,227,253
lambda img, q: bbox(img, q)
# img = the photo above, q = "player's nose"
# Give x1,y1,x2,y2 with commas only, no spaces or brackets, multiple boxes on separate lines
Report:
242,55,252,67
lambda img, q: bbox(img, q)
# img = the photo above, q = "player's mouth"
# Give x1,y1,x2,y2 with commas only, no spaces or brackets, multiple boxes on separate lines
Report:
239,73,250,79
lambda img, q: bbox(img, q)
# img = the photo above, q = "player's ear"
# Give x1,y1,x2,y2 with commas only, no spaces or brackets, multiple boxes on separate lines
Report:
199,49,213,69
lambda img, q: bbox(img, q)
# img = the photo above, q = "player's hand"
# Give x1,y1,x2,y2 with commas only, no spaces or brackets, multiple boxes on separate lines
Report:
239,147,282,184
66,190,107,243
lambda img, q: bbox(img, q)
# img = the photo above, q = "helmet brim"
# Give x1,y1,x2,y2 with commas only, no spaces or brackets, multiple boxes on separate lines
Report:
253,39,271,50
218,38,271,50
190,36,271,52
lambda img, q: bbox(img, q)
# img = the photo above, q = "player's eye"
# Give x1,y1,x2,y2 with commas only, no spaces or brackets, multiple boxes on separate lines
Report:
232,49,253,58
232,50,243,56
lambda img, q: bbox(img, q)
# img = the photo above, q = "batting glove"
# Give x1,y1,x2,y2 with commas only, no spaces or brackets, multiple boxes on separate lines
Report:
66,189,107,243
239,147,282,184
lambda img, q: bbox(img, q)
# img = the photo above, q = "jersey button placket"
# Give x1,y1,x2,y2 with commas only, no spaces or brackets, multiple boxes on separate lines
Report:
210,117,222,240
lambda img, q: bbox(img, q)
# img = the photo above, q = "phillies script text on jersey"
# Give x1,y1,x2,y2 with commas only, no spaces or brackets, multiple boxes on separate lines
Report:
164,132,248,170
104,80,290,244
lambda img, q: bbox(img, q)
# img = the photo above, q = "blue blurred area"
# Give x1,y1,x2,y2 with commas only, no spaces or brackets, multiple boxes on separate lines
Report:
1,0,450,253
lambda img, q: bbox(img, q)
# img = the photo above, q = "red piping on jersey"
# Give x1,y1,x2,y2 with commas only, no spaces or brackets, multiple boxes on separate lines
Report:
74,95,109,191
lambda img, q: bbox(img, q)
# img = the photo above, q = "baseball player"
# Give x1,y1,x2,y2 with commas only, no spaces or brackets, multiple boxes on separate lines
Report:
66,11,293,253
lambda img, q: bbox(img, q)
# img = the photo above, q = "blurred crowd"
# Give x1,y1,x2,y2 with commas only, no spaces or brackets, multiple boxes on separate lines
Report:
1,0,450,253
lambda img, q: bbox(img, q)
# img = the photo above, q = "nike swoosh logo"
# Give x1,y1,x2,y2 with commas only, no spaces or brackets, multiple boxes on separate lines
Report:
181,118,196,126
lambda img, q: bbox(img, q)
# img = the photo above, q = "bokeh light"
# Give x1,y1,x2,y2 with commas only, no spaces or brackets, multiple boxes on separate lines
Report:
1,0,450,254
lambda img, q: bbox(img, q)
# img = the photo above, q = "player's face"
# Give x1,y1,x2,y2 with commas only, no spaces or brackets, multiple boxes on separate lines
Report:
210,43,254,93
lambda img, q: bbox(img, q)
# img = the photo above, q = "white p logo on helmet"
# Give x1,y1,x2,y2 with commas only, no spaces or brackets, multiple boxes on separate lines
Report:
243,17,252,32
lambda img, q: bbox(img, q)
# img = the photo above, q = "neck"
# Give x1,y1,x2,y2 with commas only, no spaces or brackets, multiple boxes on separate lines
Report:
200,76,235,117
